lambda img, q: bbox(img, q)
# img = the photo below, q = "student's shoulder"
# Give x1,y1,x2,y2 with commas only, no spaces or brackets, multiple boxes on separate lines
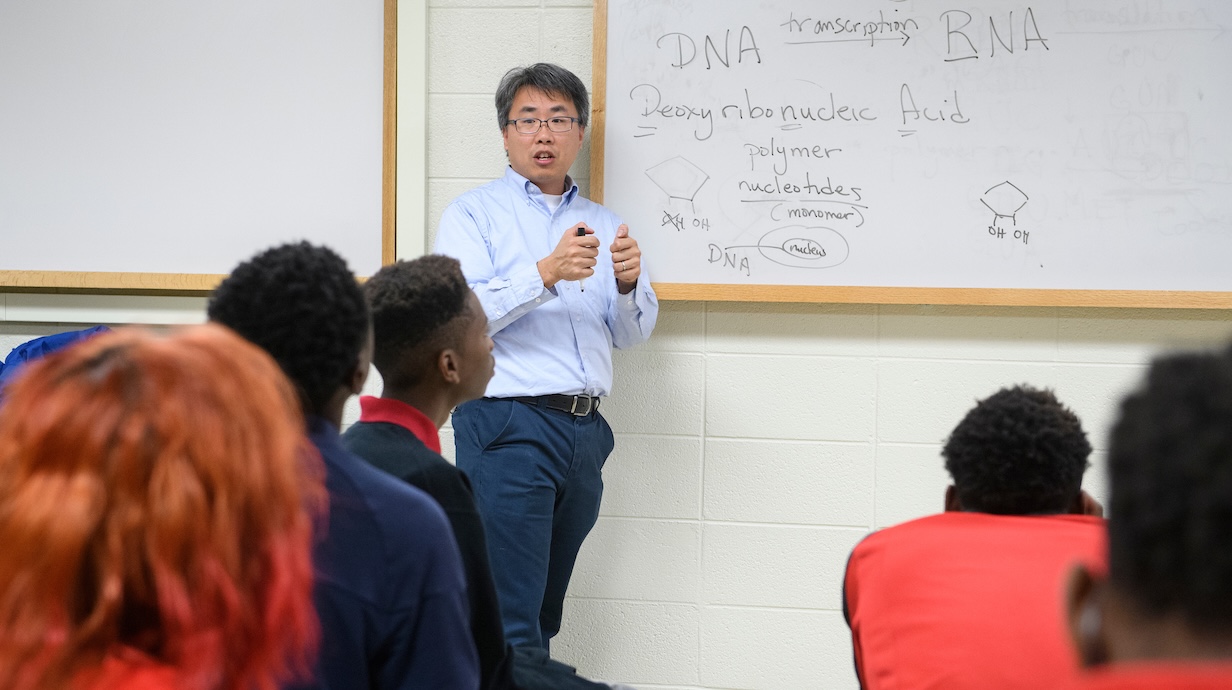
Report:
344,421,466,486
326,442,450,532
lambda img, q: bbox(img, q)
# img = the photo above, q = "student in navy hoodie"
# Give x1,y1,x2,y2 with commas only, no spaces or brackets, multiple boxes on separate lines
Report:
208,242,479,690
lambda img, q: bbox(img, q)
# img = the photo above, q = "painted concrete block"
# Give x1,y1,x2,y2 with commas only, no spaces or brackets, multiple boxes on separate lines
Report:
707,302,877,357
706,355,876,442
702,523,867,609
427,94,507,178
571,517,700,602
876,359,1058,444
700,607,857,690
555,600,700,686
427,9,540,93
602,434,701,520
704,439,872,526
878,305,1058,361
1057,307,1232,364
605,351,705,435
873,443,948,529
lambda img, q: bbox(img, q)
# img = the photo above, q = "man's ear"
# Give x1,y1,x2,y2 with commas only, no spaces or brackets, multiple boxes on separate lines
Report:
944,485,962,512
1066,564,1109,668
438,349,462,385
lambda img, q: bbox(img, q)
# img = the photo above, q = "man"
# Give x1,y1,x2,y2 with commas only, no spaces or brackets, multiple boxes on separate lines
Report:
1064,350,1232,689
207,242,479,690
844,385,1106,690
434,63,658,651
343,255,627,690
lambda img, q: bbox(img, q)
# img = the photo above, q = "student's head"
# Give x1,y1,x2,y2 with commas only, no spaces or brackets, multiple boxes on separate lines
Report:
1069,350,1232,666
207,242,371,419
942,385,1091,515
0,325,322,690
495,63,588,195
364,255,493,404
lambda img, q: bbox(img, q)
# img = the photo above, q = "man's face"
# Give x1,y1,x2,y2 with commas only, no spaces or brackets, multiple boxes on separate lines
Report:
502,86,584,196
456,291,495,403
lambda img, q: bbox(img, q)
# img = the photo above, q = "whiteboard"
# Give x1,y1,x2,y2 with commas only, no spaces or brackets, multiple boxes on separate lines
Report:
0,0,390,290
594,0,1232,306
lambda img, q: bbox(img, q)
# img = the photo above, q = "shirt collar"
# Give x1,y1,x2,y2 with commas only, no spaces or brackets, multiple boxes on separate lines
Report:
357,396,441,454
502,165,578,206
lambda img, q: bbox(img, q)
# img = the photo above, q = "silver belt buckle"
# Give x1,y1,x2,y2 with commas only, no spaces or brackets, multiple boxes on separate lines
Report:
570,395,591,416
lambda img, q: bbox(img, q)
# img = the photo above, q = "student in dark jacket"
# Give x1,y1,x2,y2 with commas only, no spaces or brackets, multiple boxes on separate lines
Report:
343,254,631,690
208,243,479,690
1063,349,1232,690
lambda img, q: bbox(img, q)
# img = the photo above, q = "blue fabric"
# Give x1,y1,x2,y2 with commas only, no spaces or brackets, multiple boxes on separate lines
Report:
0,326,110,389
434,166,657,398
297,416,480,690
451,398,613,650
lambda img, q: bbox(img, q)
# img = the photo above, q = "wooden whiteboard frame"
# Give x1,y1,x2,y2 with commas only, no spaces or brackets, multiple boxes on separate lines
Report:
0,0,398,294
589,0,1232,309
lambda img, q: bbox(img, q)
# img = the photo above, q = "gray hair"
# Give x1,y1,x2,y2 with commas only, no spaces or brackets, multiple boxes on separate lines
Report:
495,63,590,130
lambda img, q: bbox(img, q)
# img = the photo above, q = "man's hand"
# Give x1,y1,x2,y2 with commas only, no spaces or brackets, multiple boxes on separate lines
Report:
610,224,641,294
538,224,598,289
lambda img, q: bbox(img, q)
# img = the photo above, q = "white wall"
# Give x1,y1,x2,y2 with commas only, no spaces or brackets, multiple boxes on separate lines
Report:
421,2,1232,689
3,2,1231,689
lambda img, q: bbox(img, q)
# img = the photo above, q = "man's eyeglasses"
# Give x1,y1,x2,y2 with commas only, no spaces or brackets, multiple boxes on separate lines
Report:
505,117,580,135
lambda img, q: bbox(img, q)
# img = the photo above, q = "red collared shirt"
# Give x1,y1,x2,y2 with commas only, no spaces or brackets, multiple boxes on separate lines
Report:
357,396,441,454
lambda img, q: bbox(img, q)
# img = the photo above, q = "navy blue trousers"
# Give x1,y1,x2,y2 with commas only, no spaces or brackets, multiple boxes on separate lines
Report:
452,397,614,650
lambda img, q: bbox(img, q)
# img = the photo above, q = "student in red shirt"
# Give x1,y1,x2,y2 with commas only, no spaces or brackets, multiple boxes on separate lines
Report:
1064,350,1232,689
844,385,1105,690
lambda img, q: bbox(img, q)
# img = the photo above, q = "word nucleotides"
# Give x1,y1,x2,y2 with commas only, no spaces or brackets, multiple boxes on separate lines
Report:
609,2,1090,284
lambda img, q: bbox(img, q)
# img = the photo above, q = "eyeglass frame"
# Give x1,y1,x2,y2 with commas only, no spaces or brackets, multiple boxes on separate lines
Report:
504,116,582,135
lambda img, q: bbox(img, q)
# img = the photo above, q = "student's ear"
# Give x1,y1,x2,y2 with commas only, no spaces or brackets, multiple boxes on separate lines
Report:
944,485,962,512
1066,565,1109,668
350,327,373,395
438,348,462,385
348,356,369,395
1069,490,1105,517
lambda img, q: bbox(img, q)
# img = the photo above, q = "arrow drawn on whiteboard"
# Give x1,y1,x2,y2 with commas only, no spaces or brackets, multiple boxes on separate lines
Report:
784,30,912,47
645,156,709,211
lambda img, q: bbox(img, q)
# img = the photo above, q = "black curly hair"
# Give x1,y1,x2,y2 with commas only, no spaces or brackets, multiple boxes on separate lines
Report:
942,385,1091,515
207,242,369,416
1107,349,1232,632
363,255,474,390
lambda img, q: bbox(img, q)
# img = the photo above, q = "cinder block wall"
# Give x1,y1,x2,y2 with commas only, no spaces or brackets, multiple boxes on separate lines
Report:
3,2,1231,689
422,2,1232,689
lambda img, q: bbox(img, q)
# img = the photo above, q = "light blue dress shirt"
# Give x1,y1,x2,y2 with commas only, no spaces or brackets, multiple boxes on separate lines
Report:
434,167,658,398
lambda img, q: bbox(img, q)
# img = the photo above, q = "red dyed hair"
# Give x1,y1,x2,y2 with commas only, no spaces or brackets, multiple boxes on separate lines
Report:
0,325,323,690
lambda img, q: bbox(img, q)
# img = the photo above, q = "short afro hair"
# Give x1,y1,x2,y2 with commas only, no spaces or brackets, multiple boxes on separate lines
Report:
943,385,1091,515
495,63,589,130
363,255,473,390
1107,349,1232,632
207,242,369,415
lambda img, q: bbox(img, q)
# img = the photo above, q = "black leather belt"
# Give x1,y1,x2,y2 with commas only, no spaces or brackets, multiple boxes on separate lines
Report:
509,394,600,417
